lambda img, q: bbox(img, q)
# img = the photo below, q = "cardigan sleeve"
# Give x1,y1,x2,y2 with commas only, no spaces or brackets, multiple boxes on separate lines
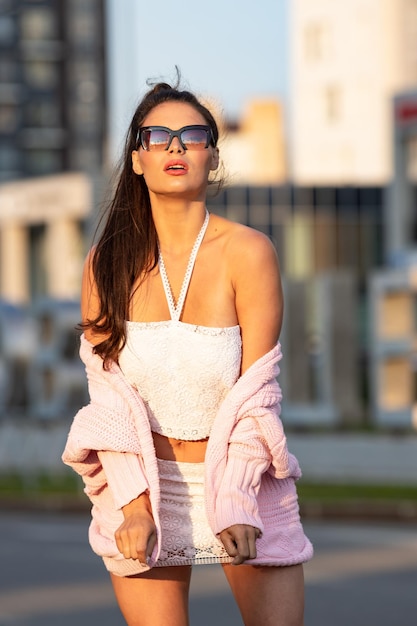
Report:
62,341,152,498
97,451,149,510
213,416,271,536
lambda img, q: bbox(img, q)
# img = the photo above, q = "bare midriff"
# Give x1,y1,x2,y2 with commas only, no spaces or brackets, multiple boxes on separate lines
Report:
152,431,208,463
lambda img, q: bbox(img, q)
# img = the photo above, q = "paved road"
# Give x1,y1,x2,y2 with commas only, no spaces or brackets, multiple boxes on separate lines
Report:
0,512,416,625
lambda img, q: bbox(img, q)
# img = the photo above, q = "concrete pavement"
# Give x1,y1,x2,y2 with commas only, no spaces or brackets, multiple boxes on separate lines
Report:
1,513,417,626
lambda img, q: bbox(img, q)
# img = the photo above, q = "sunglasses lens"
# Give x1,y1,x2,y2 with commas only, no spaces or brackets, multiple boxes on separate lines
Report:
139,126,212,151
181,128,209,149
142,128,170,151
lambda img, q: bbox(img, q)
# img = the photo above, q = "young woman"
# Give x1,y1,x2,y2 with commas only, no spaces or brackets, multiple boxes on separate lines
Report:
63,78,313,626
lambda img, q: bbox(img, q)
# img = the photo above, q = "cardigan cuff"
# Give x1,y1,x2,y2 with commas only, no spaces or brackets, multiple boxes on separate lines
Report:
97,451,149,510
213,443,270,536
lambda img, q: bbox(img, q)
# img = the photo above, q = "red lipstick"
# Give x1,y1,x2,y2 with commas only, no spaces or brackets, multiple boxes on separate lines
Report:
164,159,188,175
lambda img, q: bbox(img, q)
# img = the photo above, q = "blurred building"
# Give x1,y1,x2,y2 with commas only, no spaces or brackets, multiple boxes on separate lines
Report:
290,0,417,185
0,173,92,304
0,0,106,182
0,0,106,304
220,99,287,185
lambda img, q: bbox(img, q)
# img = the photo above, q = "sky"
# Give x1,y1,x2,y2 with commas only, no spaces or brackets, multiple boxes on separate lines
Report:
106,0,289,161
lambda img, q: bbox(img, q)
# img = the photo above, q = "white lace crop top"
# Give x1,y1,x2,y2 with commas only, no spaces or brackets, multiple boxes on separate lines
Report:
118,210,242,441
119,321,241,440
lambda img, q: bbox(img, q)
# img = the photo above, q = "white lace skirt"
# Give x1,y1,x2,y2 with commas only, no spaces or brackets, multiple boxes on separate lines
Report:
155,458,233,566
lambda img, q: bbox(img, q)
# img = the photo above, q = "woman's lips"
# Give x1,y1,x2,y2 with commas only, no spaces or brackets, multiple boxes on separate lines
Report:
164,160,188,175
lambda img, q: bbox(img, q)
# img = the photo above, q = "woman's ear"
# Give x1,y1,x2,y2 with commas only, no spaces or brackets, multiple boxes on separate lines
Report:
132,150,144,175
210,146,220,171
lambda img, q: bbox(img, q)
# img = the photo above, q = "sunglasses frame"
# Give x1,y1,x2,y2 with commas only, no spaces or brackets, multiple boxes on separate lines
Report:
137,125,215,151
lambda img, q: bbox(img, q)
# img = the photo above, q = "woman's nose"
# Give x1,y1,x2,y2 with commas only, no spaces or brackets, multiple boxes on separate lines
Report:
168,136,185,153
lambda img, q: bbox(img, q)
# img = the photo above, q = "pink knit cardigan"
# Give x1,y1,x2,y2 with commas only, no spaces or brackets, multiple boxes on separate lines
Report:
62,335,313,576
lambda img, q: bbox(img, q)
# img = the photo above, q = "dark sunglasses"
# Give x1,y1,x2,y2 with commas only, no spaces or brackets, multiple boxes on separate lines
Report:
137,125,215,151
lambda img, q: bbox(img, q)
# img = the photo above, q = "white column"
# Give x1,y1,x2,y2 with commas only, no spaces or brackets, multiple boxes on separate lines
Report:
0,223,29,304
44,219,84,300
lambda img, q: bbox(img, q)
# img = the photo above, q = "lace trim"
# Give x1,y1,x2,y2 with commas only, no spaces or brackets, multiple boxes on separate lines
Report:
154,555,233,566
125,320,240,337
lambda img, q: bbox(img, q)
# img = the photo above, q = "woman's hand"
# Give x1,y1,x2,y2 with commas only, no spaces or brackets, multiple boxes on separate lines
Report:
115,492,157,566
219,524,261,565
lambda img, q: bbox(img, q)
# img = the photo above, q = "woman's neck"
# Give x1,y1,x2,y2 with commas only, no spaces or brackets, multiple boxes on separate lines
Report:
151,202,209,256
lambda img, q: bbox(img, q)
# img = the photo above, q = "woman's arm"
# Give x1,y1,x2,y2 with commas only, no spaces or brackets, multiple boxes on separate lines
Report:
231,226,283,373
97,450,149,509
218,226,284,564
81,250,157,565
81,248,106,345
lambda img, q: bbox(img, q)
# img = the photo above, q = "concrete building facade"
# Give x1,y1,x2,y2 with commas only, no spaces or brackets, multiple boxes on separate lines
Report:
289,0,417,185
0,173,91,304
220,99,287,185
0,0,106,182
0,0,106,304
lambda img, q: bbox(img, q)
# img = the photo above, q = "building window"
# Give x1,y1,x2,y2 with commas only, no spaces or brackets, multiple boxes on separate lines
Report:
24,101,61,127
71,146,101,170
69,8,98,47
0,140,20,181
0,146,19,170
70,60,100,104
0,60,18,82
305,23,326,61
20,7,58,40
0,14,15,46
23,149,63,175
0,104,18,132
325,85,341,123
71,102,101,131
23,60,60,90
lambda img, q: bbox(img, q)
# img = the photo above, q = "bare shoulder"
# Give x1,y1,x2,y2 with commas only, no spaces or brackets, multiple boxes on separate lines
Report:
210,214,279,278
210,215,283,371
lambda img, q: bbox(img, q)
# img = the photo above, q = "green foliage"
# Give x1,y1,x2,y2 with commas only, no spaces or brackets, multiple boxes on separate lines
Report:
0,472,81,497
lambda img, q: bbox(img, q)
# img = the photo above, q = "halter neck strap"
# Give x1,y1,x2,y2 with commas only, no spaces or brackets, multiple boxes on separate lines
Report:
158,210,210,321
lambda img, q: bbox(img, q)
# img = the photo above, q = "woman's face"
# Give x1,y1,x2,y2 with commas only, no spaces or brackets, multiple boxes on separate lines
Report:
131,101,219,201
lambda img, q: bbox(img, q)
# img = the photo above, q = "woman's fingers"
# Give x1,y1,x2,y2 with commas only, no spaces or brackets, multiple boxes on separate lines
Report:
115,515,156,564
219,529,239,559
146,527,157,560
116,529,147,563
219,524,261,565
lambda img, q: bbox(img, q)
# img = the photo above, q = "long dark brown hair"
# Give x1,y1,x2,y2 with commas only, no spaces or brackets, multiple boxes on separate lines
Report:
81,78,220,368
